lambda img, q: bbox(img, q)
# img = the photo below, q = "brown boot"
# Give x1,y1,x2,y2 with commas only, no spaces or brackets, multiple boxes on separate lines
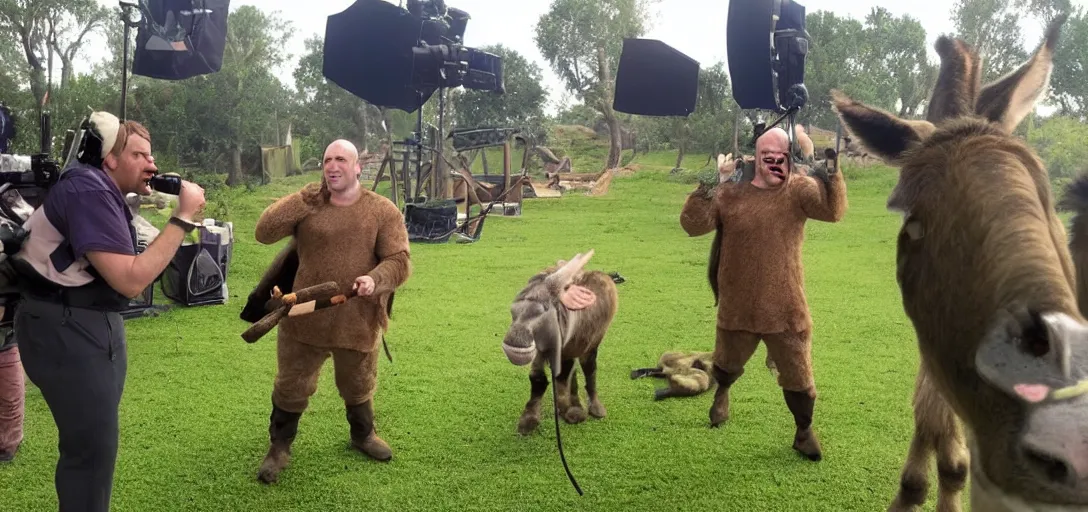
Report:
257,402,302,484
709,365,743,427
783,389,823,461
346,401,392,462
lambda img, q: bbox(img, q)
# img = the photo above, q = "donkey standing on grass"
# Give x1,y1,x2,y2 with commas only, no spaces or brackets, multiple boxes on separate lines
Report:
833,14,1088,512
501,250,619,435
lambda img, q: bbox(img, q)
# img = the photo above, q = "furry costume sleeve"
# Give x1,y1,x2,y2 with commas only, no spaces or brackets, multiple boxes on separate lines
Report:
366,202,412,297
679,185,721,237
795,171,848,222
254,182,325,245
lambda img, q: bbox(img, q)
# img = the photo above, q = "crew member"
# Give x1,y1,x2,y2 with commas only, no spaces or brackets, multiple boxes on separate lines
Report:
11,111,205,511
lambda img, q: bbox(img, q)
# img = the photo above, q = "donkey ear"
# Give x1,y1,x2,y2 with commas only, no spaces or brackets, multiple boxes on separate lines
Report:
975,13,1066,134
926,36,982,123
831,89,935,165
546,249,596,289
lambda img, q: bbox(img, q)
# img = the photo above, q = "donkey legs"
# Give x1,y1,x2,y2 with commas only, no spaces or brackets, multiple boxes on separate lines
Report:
581,348,606,419
517,357,549,436
888,366,968,512
888,430,934,512
933,424,968,512
563,369,587,424
552,358,581,424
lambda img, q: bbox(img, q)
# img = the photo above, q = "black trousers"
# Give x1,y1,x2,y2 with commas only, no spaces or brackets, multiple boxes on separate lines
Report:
15,295,127,512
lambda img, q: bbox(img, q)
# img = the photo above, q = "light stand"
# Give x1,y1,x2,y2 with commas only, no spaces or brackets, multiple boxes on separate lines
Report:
118,1,144,121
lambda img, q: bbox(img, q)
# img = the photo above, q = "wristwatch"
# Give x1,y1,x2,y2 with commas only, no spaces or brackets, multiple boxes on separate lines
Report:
168,215,200,233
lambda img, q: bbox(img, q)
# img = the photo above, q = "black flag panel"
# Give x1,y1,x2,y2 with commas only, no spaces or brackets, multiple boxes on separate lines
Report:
131,0,230,81
612,38,700,117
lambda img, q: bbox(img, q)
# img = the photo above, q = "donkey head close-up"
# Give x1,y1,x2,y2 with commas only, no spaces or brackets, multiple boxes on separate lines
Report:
502,250,597,366
833,14,1088,509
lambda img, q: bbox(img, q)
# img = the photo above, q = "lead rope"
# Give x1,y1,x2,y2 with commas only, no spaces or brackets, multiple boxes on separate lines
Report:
551,310,583,495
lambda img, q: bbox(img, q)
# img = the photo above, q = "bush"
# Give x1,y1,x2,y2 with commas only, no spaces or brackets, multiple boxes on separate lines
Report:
1029,116,1088,180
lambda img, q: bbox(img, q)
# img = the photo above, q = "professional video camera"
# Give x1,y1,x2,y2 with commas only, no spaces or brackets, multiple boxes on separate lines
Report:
323,0,506,211
0,111,62,210
324,0,504,113
405,0,504,93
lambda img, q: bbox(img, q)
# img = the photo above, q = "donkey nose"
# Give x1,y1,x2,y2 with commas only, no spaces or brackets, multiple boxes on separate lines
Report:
1019,419,1088,488
1021,440,1080,487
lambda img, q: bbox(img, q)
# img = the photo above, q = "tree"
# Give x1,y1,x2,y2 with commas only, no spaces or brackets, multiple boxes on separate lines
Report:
0,0,109,107
860,7,937,118
292,34,385,155
1049,6,1088,119
661,62,735,168
534,0,657,170
951,0,1029,82
215,6,294,185
797,10,871,129
451,44,548,143
45,0,109,90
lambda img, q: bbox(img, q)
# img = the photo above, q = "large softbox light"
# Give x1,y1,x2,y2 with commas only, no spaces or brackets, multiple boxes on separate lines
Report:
323,0,437,113
612,38,700,117
727,0,809,112
130,0,230,81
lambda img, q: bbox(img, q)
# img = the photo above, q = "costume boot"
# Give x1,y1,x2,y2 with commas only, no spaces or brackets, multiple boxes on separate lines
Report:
346,400,392,462
257,402,302,484
783,389,823,461
709,365,743,427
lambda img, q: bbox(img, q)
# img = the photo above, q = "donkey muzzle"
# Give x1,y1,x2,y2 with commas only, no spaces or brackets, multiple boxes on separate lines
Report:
502,325,536,366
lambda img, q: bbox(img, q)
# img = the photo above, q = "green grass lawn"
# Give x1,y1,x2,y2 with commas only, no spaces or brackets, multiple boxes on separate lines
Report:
1,158,944,511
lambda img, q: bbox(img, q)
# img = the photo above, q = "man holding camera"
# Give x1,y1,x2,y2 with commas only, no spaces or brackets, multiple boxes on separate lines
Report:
10,111,204,511
680,126,847,462
252,138,411,484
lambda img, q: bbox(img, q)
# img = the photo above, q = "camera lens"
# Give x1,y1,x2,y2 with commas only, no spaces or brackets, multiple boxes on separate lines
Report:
148,174,181,195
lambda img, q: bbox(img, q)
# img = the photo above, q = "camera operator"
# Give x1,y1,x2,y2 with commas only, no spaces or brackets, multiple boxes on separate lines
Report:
9,111,204,511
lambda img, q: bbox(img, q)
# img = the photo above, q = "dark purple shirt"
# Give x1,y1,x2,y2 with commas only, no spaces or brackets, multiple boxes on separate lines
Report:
43,163,135,273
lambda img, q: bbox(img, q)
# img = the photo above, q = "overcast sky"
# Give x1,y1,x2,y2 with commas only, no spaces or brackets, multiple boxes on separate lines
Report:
85,0,1087,114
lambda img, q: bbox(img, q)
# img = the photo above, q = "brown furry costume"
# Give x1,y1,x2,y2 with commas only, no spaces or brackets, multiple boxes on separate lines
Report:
679,153,847,460
247,181,411,483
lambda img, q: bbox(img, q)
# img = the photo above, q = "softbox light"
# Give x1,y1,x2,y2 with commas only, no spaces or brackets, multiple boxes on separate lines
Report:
727,0,809,112
130,0,230,81
323,0,437,113
612,38,700,117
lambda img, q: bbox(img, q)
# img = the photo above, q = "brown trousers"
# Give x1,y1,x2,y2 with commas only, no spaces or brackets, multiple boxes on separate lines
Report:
714,327,815,393
272,337,379,414
0,346,23,457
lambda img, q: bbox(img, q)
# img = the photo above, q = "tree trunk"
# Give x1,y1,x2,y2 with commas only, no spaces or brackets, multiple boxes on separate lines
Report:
228,144,242,186
604,111,621,170
595,45,622,170
732,113,740,155
674,140,686,170
353,101,369,152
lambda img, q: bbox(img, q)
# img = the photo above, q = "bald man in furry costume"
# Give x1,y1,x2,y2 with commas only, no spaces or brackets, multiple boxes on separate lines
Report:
679,127,847,461
250,139,411,484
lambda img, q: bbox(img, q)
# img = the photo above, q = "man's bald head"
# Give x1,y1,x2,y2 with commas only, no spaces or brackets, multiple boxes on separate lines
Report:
756,127,790,152
327,139,359,162
323,138,362,196
752,127,791,189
